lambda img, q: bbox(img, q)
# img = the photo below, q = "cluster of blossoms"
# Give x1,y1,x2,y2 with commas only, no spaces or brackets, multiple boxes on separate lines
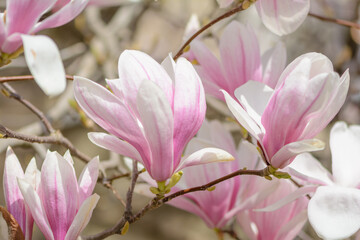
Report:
0,0,358,239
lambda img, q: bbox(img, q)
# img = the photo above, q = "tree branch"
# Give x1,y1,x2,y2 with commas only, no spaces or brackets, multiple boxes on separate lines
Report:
309,12,360,29
0,75,74,83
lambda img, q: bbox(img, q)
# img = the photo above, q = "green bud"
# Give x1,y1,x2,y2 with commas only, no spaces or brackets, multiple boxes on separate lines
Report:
273,171,291,179
264,175,272,181
165,171,183,191
150,187,160,195
207,186,216,191
121,221,130,235
157,181,166,192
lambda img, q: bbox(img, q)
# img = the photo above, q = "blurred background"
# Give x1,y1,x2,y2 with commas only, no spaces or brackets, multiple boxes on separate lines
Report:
0,0,359,239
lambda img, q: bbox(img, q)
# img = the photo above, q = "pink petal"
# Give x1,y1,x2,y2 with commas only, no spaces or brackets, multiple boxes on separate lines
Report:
219,22,262,93
73,76,149,158
261,42,287,89
308,186,360,239
17,178,54,240
136,80,174,181
173,57,206,165
330,121,360,188
255,0,310,36
176,148,234,172
64,194,99,240
190,40,226,99
78,157,99,205
40,151,79,240
6,0,55,35
33,0,89,33
88,132,142,163
116,50,173,118
270,139,325,168
275,210,308,240
3,147,26,234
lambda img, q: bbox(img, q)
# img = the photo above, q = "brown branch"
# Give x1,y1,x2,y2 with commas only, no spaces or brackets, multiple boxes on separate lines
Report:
82,167,269,240
173,2,252,61
309,12,360,29
0,124,92,163
0,75,74,83
124,161,139,219
1,83,55,134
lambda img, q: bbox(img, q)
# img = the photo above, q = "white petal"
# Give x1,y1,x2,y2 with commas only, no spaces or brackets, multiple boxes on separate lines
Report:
308,186,360,239
176,148,234,172
78,157,99,205
22,35,66,96
288,153,333,186
330,121,360,187
270,139,325,168
222,90,263,140
234,80,273,127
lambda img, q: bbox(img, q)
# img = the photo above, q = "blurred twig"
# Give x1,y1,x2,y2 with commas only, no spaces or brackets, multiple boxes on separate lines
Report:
0,75,74,83
309,12,360,29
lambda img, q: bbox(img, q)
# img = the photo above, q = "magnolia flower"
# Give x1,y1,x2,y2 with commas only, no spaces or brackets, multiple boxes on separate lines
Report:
217,0,310,36
288,122,360,239
16,150,99,240
0,0,88,56
74,50,233,184
190,21,286,100
3,147,40,240
223,52,349,169
168,120,278,228
237,179,308,240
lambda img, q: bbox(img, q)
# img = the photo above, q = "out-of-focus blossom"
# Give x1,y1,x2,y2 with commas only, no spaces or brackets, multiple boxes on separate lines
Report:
289,122,360,239
191,21,286,100
237,179,308,240
53,0,133,10
16,151,99,240
74,50,233,185
216,0,310,36
3,147,40,240
168,120,277,228
0,0,88,57
22,35,66,97
223,52,349,169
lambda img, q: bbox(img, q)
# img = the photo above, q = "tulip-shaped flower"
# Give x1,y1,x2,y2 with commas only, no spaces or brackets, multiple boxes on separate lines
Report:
223,52,349,168
3,147,40,240
169,120,278,229
0,0,88,60
288,122,360,239
190,21,286,101
217,0,310,36
16,150,99,240
237,179,308,240
74,50,233,189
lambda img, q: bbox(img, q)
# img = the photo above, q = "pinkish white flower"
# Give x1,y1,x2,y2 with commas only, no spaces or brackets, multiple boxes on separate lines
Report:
15,150,99,240
3,147,40,240
223,52,349,169
216,0,310,36
0,0,88,55
168,120,278,228
74,50,233,183
190,21,286,101
288,122,360,239
237,179,308,240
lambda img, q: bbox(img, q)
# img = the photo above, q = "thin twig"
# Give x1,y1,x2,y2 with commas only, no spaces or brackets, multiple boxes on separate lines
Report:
124,161,139,219
309,12,360,29
173,2,251,61
1,83,55,134
104,182,126,207
0,124,92,163
82,167,269,240
0,75,74,83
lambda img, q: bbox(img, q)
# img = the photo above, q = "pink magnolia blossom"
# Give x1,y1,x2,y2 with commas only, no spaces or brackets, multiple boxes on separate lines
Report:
217,0,310,36
15,150,99,240
0,0,88,55
223,52,349,169
168,120,278,228
3,147,40,240
288,122,360,239
237,179,308,240
74,50,233,183
190,21,286,100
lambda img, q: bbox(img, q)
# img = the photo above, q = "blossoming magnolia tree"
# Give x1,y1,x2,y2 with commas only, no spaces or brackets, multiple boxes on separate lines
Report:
0,0,359,239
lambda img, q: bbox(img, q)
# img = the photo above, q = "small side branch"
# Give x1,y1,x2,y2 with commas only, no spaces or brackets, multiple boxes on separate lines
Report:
0,75,74,83
309,12,360,29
